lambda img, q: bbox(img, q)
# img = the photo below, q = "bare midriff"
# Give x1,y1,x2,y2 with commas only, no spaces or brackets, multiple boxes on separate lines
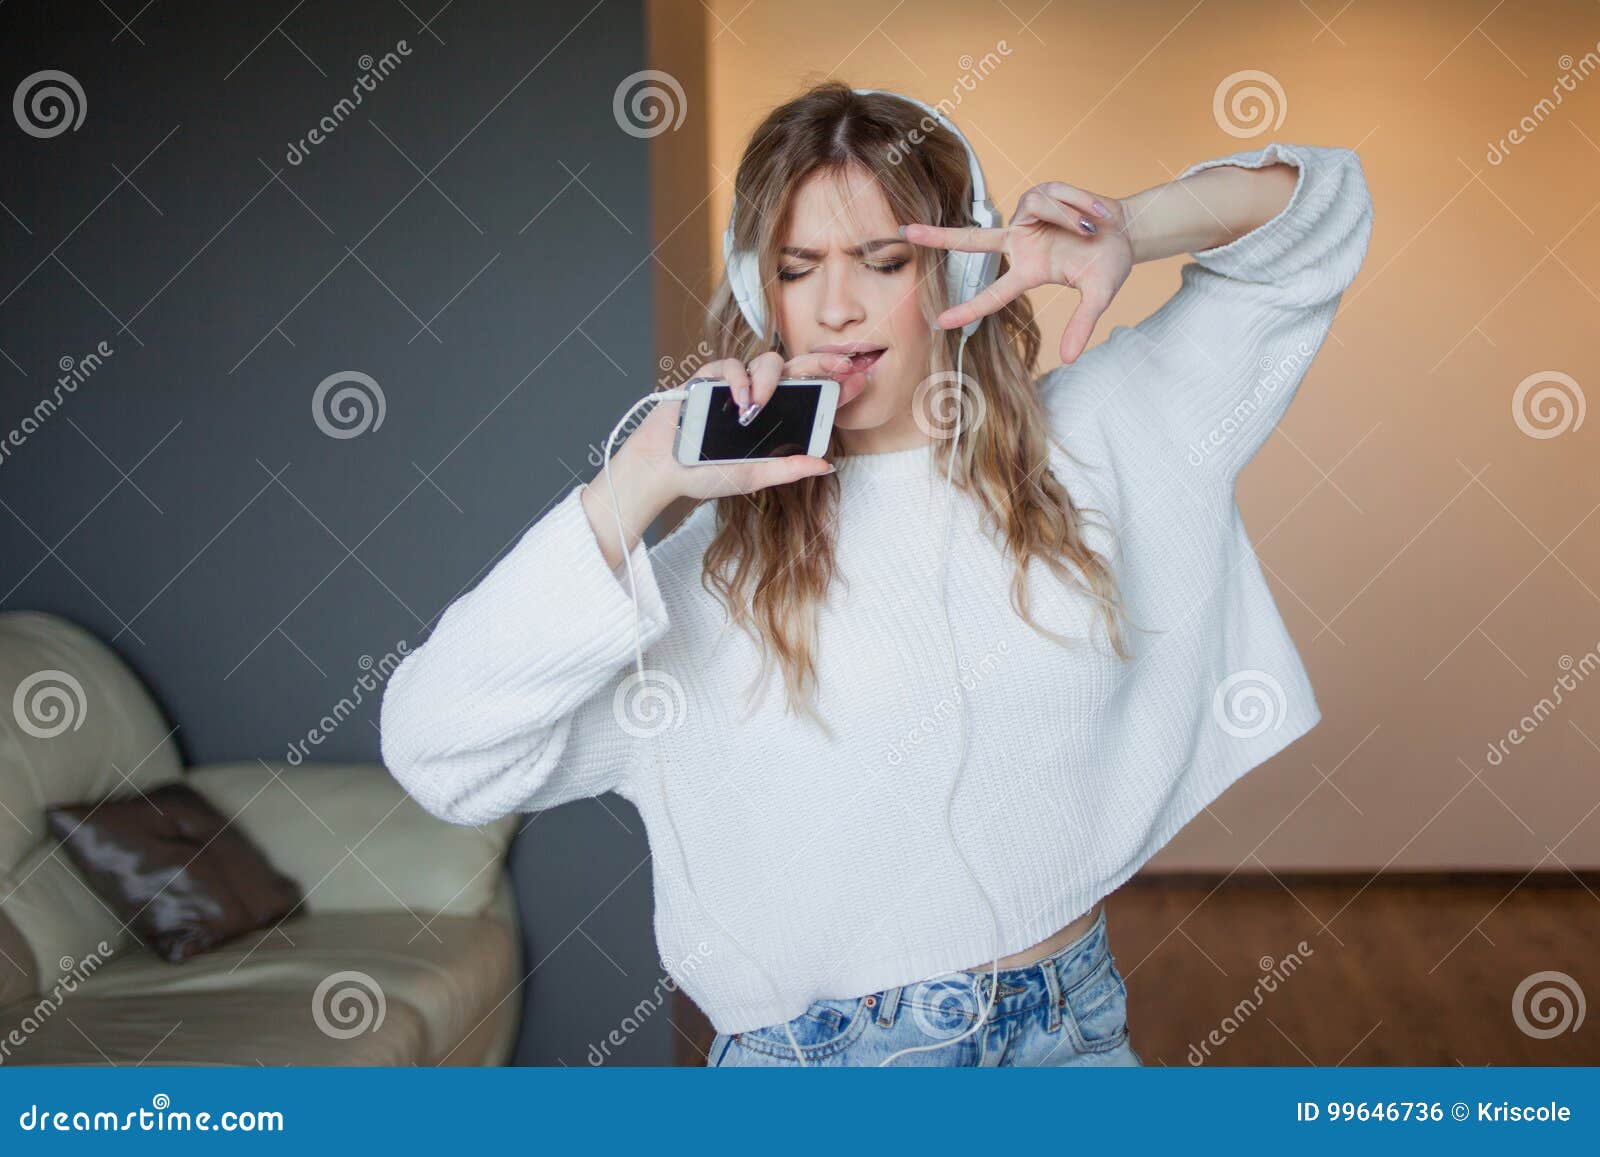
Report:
964,902,1104,971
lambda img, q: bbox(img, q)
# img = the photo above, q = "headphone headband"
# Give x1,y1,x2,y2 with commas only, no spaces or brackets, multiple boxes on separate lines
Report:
849,88,992,205
723,88,1002,342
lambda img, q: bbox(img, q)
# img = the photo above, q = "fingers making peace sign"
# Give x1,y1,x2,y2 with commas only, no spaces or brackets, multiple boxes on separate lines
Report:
902,182,1135,365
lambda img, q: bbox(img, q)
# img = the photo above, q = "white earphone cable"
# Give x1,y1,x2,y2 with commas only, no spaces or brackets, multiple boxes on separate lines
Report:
873,332,1003,1067
604,335,1003,1068
602,391,814,1068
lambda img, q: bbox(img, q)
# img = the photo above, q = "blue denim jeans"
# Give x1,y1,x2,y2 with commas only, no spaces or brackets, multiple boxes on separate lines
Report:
706,905,1142,1067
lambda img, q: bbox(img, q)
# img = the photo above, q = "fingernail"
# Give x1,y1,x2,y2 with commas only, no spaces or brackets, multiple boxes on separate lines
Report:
897,225,908,237
824,464,837,474
1079,215,1098,235
738,402,761,426
1091,199,1110,218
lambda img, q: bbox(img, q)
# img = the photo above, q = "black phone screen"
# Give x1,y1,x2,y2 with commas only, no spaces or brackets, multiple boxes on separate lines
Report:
696,382,821,461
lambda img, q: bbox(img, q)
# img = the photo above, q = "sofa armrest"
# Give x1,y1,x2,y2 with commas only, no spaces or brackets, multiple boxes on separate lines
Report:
186,761,517,918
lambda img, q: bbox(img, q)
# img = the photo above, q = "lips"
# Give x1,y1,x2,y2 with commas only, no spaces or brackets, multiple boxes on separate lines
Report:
843,348,884,374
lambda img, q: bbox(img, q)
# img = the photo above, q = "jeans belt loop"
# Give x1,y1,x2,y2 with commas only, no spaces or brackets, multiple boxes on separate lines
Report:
875,984,903,1029
1039,955,1064,1033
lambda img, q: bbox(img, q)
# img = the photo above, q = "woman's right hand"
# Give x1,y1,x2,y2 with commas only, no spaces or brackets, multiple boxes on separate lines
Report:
581,350,853,569
610,350,854,503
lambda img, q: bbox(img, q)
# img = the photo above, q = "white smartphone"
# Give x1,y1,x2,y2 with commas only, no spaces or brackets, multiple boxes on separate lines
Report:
672,377,839,466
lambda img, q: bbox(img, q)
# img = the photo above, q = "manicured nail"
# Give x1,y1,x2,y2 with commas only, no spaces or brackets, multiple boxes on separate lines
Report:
824,463,837,474
897,225,908,237
738,402,761,426
1079,215,1097,235
1091,199,1110,218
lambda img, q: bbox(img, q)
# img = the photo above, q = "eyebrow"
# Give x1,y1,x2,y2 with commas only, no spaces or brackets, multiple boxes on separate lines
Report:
779,238,907,260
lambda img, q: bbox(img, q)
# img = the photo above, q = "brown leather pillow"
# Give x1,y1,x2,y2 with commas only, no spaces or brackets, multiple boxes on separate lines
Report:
45,781,303,963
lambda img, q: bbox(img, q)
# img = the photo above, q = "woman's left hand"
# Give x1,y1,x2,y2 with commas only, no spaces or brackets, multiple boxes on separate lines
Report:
903,183,1134,364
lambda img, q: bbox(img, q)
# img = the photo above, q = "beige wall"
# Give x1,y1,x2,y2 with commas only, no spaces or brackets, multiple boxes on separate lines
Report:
655,0,1600,870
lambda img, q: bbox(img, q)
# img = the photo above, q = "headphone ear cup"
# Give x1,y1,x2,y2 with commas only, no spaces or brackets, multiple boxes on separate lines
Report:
946,251,1002,338
944,251,973,324
722,228,767,340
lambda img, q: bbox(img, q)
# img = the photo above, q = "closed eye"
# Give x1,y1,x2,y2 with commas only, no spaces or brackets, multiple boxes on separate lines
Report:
776,259,909,283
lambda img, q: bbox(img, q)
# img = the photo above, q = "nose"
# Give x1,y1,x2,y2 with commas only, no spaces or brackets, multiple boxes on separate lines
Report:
816,261,867,332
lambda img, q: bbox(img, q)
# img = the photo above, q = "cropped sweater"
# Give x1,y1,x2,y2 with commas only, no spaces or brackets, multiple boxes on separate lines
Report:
379,141,1375,1034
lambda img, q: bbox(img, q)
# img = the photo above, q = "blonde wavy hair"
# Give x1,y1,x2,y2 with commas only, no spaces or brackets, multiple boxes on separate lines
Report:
689,81,1131,732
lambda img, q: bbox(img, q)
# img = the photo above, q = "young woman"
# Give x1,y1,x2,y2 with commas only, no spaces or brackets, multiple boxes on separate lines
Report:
379,82,1373,1067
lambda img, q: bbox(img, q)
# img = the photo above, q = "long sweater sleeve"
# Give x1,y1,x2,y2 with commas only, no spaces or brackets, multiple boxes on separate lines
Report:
379,482,671,826
1084,141,1375,485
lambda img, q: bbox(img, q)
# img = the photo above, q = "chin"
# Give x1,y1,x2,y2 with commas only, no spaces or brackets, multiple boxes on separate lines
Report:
831,395,897,435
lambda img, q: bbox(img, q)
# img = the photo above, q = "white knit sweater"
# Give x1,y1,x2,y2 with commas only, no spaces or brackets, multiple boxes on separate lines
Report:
379,141,1374,1035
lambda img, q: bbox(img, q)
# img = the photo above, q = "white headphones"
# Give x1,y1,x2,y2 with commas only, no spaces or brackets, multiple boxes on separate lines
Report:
721,89,1003,341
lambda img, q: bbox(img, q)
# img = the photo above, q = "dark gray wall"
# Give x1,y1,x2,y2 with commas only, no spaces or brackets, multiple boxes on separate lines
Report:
1,0,672,1065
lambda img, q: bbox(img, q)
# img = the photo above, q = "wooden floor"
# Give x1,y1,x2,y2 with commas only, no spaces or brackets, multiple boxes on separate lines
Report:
673,871,1599,1066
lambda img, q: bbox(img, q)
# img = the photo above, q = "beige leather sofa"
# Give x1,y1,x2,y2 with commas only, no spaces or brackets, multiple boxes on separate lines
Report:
0,610,523,1066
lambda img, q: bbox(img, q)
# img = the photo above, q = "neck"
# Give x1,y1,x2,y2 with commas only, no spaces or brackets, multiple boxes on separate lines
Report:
837,416,937,457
